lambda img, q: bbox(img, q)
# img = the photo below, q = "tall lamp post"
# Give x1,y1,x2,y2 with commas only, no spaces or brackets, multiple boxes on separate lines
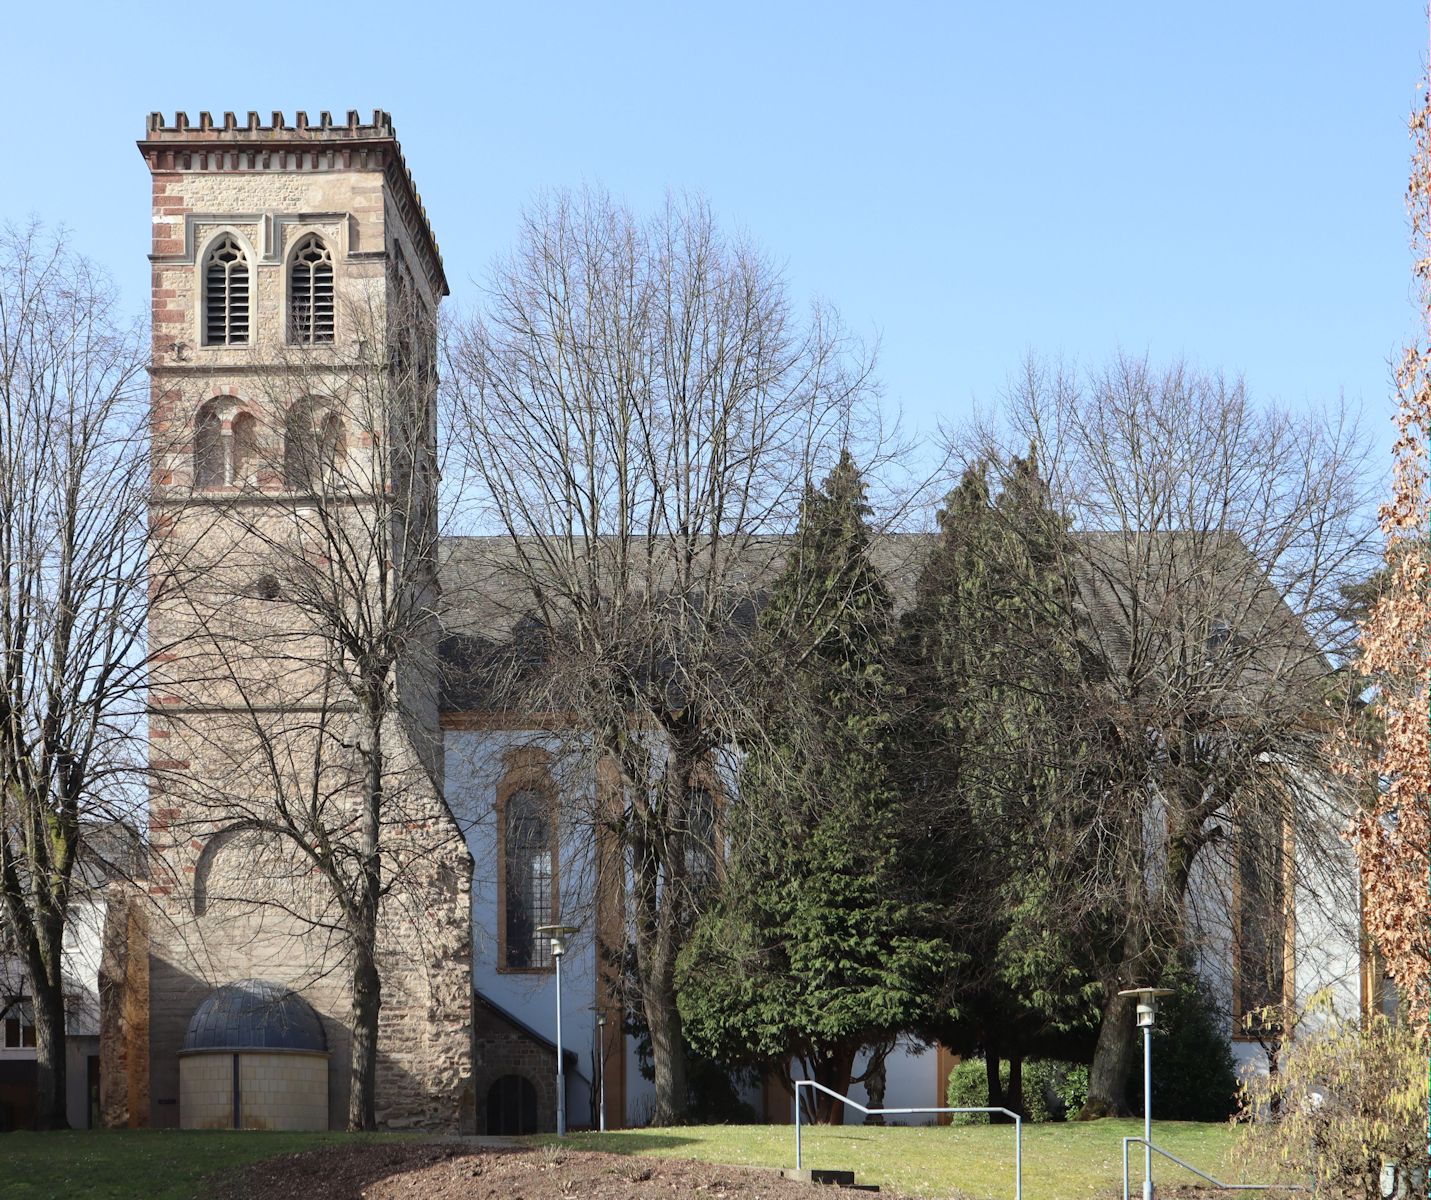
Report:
537,924,581,1136
1118,987,1175,1200
596,1011,607,1132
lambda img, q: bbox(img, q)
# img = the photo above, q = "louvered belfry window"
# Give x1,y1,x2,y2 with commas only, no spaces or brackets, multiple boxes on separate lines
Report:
289,234,335,344
203,235,250,346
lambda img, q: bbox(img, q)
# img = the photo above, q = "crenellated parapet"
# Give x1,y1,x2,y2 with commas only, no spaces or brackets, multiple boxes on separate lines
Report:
144,109,395,137
138,109,445,296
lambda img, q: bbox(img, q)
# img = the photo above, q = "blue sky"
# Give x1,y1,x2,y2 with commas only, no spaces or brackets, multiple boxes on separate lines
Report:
1,2,1423,477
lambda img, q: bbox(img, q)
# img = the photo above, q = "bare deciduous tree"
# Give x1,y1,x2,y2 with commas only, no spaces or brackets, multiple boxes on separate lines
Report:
0,222,150,1129
971,354,1374,1116
446,190,876,1122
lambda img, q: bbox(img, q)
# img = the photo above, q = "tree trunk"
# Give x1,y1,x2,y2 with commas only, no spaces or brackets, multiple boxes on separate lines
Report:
812,1044,857,1124
863,1047,888,1125
348,721,384,1132
984,1035,1011,1123
28,909,68,1131
31,957,68,1130
644,984,688,1125
1079,989,1136,1118
348,942,380,1131
1006,1055,1025,1120
984,1046,1002,1111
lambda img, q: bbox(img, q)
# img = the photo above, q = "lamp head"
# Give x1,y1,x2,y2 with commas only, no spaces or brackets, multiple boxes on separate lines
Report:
1117,986,1175,1028
536,923,581,958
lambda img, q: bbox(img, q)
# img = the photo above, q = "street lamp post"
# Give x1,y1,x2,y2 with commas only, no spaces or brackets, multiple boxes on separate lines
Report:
537,924,581,1136
596,1012,607,1132
1118,987,1175,1200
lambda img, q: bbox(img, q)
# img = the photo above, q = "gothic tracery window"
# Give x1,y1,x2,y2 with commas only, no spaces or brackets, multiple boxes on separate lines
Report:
203,234,250,346
500,756,558,971
289,234,335,344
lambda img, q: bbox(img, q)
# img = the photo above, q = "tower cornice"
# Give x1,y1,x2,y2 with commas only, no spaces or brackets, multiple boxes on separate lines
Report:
138,110,447,298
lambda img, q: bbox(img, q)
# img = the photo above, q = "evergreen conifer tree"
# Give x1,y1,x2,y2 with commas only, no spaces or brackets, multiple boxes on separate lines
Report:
897,451,1101,1117
678,451,950,1122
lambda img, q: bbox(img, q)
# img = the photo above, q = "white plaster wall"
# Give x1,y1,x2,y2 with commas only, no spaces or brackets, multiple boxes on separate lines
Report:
1182,773,1363,1087
0,897,105,1128
445,728,596,1123
774,1037,940,1127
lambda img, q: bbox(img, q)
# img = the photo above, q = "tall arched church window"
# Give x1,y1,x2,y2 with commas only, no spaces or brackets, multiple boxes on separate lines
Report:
203,235,250,346
684,785,719,884
1233,793,1290,1038
499,755,558,971
289,234,334,344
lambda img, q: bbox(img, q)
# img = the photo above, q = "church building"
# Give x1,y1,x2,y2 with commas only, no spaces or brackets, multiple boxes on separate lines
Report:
94,110,1369,1137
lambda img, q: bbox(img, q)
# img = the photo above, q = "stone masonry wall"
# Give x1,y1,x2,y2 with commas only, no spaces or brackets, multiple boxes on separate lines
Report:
471,1001,558,1134
138,112,471,1132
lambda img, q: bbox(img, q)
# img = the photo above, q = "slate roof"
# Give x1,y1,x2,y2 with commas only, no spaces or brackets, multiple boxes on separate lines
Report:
433,530,1328,714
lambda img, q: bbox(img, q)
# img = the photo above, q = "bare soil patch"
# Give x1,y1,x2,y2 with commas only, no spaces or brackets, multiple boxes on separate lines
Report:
212,1142,913,1200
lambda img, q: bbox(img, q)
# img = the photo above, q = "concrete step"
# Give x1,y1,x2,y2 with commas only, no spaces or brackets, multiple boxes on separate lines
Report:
781,1167,880,1192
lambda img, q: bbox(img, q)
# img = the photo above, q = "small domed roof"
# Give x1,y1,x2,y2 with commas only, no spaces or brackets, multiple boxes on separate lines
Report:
182,979,327,1053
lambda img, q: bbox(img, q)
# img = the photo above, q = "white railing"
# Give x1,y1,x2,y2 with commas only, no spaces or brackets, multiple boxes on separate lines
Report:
793,1078,1023,1200
1121,1137,1303,1200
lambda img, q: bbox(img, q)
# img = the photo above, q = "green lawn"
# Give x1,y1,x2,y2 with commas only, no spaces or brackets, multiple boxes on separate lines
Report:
0,1130,409,1200
553,1120,1265,1200
0,1121,1276,1200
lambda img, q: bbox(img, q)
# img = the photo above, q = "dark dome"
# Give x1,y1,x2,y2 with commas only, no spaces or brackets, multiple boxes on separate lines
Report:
182,979,327,1053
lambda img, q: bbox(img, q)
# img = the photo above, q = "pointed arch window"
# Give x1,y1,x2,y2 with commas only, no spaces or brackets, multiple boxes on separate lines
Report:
498,752,558,971
289,234,334,344
203,235,250,346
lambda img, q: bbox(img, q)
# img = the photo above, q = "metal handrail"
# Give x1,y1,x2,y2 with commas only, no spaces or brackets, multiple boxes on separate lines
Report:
793,1078,1022,1200
1121,1137,1304,1198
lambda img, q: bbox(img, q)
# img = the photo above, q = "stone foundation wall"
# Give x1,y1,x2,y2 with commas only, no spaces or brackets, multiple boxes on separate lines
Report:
471,999,558,1134
178,1053,232,1129
98,887,150,1128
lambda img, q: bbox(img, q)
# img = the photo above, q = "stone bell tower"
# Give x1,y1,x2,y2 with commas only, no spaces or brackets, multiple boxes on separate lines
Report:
111,111,473,1131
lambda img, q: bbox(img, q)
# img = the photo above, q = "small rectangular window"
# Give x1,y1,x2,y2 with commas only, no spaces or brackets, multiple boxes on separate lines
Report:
2,1001,36,1049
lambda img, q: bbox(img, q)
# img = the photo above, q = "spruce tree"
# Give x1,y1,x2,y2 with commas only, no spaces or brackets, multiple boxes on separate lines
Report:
678,451,950,1122
897,451,1100,1117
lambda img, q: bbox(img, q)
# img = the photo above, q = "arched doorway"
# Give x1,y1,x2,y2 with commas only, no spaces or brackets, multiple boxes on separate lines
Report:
486,1073,539,1135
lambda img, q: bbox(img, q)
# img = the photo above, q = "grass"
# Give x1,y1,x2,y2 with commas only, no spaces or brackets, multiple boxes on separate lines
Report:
0,1130,412,1200
551,1119,1258,1200
0,1120,1266,1200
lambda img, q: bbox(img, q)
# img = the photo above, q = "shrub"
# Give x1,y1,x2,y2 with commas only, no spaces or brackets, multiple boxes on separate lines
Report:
1128,965,1239,1121
1054,1062,1089,1117
1235,1006,1428,1200
946,1056,1086,1123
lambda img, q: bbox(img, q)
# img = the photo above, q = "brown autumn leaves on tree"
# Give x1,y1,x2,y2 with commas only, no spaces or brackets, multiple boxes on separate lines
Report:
1344,95,1431,1025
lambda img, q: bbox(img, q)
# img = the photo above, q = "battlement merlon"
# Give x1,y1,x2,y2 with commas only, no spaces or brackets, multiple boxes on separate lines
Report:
138,109,447,298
